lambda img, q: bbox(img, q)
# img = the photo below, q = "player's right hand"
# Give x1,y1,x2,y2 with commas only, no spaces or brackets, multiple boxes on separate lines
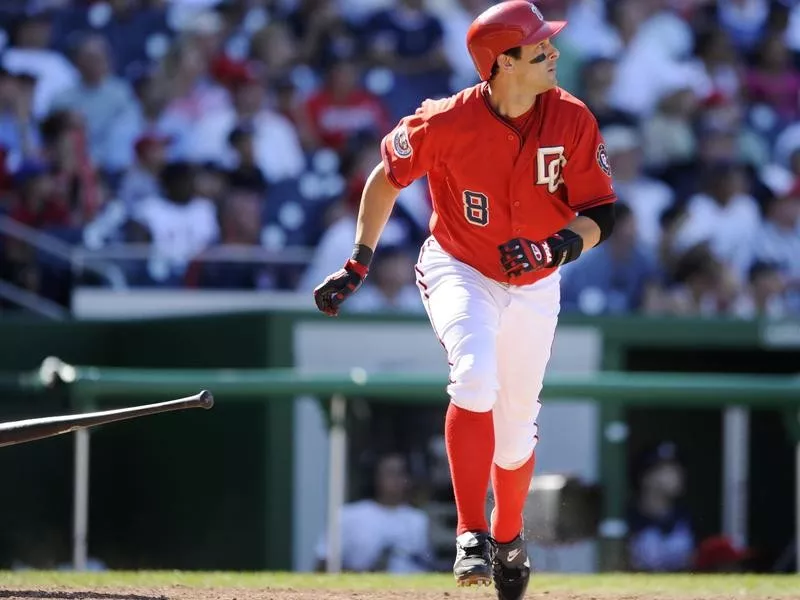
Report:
312,259,369,316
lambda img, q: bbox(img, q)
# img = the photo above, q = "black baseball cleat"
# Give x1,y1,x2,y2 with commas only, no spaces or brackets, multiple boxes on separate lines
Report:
493,534,531,600
453,531,496,587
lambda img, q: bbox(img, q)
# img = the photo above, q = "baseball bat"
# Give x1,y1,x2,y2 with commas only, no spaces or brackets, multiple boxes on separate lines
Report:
0,390,214,448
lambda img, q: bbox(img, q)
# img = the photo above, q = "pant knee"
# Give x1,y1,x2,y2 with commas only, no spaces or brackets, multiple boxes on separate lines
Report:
447,354,498,413
493,422,538,469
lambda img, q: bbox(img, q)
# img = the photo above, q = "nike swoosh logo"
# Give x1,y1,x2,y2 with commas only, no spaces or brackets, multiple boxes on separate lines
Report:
506,549,521,562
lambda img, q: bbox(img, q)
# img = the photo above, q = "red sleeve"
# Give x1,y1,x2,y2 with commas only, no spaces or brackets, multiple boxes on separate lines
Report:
563,109,616,212
380,104,438,189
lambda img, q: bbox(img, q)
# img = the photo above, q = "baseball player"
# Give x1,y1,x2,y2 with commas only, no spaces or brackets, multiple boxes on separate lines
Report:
312,2,617,598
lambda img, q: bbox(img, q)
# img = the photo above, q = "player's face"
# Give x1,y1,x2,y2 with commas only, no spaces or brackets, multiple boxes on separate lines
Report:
517,39,560,92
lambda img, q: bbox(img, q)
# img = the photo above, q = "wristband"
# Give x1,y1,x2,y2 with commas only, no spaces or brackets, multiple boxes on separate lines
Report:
545,229,583,267
351,243,374,268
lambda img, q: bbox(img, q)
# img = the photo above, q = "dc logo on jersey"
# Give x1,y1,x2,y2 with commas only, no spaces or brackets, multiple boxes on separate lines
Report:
393,125,413,158
530,3,544,21
536,146,566,193
597,143,612,177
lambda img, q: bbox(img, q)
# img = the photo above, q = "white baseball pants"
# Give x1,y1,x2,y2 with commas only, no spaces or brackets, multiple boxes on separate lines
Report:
415,236,561,469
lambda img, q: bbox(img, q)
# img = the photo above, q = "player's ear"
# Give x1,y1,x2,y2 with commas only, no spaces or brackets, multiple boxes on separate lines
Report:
497,52,515,74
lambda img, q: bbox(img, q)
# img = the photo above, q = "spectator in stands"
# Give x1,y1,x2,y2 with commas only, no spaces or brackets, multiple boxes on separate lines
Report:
187,61,305,183
285,0,363,73
434,0,490,91
248,22,300,85
105,68,193,172
186,186,279,290
348,245,424,314
640,81,700,171
743,33,800,125
661,242,740,316
0,68,41,168
273,76,319,152
304,57,392,153
1,9,79,119
690,26,743,104
50,33,139,172
560,203,665,315
713,0,776,53
38,109,104,224
181,9,227,66
4,160,71,304
7,160,68,229
226,123,268,196
315,453,432,573
605,0,692,118
116,133,170,208
364,0,448,76
602,125,675,250
195,161,229,206
159,37,230,127
577,57,638,130
701,96,771,168
731,260,788,319
127,161,219,285
671,161,761,280
627,441,695,573
751,184,800,309
363,0,451,118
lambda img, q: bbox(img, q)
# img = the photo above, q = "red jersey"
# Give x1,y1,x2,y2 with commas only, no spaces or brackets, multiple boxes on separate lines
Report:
381,82,616,286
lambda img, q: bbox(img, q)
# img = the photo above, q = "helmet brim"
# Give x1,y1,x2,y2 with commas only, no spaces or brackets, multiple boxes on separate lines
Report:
520,20,567,47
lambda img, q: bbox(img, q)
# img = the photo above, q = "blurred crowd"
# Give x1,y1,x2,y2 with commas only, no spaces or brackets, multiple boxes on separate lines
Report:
0,0,799,318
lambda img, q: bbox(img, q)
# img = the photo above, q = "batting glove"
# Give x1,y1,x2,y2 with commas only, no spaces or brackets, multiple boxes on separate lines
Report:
499,229,584,278
313,246,372,316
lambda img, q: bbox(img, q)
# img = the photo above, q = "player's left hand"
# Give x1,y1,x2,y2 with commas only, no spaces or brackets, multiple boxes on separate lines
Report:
498,237,553,278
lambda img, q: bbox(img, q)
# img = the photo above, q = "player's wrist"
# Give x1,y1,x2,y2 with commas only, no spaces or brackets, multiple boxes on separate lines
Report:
543,229,584,267
350,243,374,269
344,258,369,279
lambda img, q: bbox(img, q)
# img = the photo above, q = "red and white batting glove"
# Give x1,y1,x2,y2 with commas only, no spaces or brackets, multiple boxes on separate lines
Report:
499,229,584,278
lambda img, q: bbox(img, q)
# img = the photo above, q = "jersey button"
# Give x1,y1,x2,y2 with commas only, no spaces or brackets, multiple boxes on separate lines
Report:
513,201,520,207
507,135,514,141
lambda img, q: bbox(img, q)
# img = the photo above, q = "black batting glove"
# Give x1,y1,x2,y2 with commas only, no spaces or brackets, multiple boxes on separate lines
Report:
499,229,584,278
313,244,374,316
313,259,369,316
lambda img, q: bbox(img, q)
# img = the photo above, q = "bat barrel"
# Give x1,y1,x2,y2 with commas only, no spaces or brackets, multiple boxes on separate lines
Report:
0,390,214,448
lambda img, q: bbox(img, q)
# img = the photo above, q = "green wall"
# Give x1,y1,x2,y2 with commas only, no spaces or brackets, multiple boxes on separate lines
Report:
0,312,797,571
0,312,292,570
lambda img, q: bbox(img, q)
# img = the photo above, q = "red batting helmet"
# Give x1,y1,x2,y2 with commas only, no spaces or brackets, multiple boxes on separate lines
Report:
466,1,567,81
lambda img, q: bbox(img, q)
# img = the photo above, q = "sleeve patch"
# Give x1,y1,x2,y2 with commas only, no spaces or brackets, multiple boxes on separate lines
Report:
392,125,413,158
596,143,612,177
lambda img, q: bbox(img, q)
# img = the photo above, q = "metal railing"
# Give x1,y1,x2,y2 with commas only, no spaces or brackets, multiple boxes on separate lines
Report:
0,279,70,319
0,215,318,317
72,243,317,265
0,216,128,290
